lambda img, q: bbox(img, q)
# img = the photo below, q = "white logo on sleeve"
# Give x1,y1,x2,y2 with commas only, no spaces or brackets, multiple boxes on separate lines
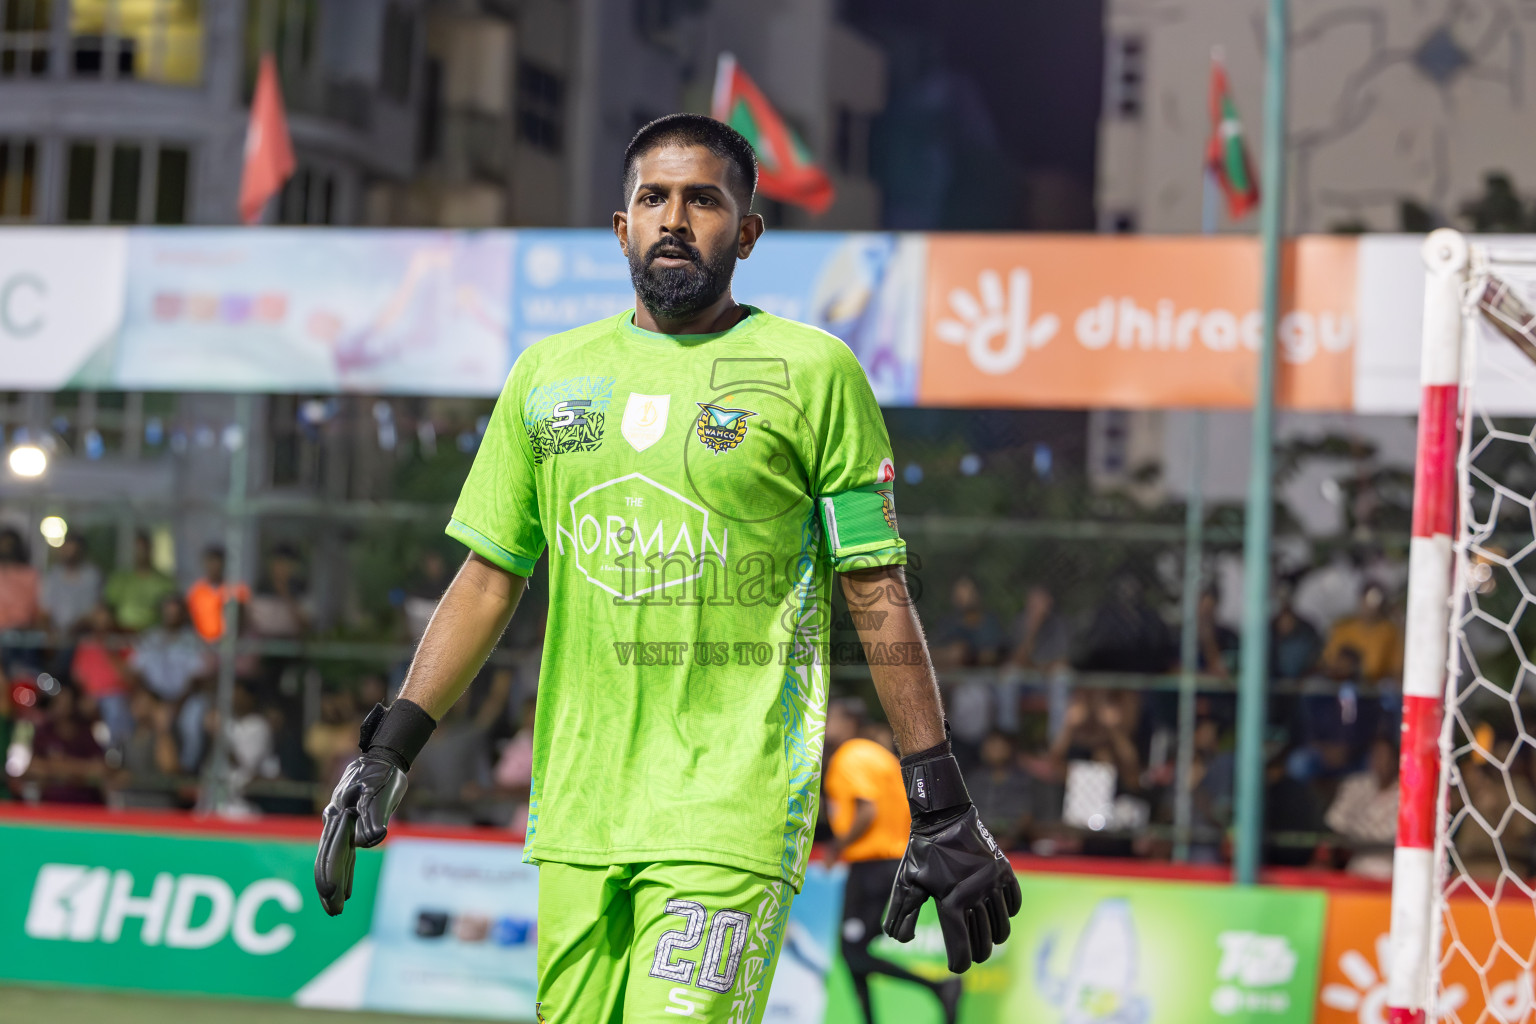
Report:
622,393,671,452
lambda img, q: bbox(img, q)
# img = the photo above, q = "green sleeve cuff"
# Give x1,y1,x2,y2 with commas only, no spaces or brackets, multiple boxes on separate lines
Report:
828,539,907,572
446,518,538,577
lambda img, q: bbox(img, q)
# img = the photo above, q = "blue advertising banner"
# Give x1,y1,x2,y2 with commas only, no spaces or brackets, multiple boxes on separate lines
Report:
117,229,513,396
364,836,538,1019
510,230,926,405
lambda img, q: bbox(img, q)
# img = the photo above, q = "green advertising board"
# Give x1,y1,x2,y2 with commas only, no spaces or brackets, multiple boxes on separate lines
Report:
824,871,1327,1024
0,822,379,1000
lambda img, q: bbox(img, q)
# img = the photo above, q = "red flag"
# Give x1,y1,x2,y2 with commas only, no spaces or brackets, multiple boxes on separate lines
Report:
240,55,295,225
711,53,835,215
1206,50,1260,220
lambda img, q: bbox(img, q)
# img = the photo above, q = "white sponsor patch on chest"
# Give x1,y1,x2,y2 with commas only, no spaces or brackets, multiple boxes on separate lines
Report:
622,392,671,452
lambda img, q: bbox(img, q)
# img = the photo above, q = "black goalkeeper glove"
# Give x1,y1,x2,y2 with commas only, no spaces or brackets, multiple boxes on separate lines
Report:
882,737,1022,974
314,698,436,917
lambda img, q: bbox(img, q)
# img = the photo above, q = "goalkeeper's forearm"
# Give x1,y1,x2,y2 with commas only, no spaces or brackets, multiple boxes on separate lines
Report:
396,552,527,719
838,565,945,756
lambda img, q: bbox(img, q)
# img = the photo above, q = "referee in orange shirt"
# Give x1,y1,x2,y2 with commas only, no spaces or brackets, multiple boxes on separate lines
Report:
824,698,963,1022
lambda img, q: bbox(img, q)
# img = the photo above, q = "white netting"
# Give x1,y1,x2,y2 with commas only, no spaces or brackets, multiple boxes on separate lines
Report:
1436,247,1536,1023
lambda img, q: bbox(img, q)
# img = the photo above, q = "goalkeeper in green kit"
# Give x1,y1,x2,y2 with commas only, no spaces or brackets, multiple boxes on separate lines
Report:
314,114,1020,1023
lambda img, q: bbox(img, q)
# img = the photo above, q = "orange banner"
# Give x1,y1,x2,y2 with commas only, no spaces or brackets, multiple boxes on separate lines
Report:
919,235,1358,410
1317,890,1536,1023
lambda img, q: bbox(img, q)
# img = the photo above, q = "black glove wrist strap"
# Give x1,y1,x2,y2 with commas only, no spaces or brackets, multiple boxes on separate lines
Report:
901,750,971,822
359,698,437,772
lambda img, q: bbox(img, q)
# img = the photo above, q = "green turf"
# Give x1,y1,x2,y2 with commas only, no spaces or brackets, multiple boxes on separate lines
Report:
0,984,494,1024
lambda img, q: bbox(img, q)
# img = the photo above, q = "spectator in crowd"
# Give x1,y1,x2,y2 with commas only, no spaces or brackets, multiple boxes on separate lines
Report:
1271,591,1323,680
306,689,362,799
1321,582,1403,682
1003,584,1074,737
1183,717,1235,864
401,549,452,643
1288,647,1366,782
248,544,311,640
217,683,277,815
28,686,105,804
104,531,176,632
1195,587,1239,679
129,595,213,773
1265,747,1326,867
1077,571,1174,675
1049,692,1142,795
70,604,132,748
1324,734,1399,879
493,696,537,835
116,690,180,808
0,526,39,631
39,535,101,636
969,730,1036,849
930,575,1007,669
402,667,514,825
186,545,249,643
1455,736,1536,880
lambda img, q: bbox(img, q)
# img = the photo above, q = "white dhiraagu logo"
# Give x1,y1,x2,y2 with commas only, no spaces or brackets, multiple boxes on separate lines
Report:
1209,931,1297,1017
622,393,671,452
24,864,302,955
1318,933,1467,1024
936,268,1059,376
556,472,726,600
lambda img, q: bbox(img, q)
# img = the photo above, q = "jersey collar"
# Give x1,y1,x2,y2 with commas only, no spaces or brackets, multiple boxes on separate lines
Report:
621,305,764,347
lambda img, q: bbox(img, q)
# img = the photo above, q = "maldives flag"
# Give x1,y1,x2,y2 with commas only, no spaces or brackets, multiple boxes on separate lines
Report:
711,53,835,215
239,54,295,225
1206,50,1259,220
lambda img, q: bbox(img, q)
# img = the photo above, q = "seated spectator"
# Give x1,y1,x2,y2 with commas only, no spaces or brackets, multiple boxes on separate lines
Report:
70,605,132,748
1321,582,1402,682
403,667,514,825
930,575,1007,669
0,526,39,631
115,691,180,808
1288,646,1369,782
969,731,1036,849
1004,584,1074,737
1455,738,1536,881
306,690,362,799
247,544,311,639
186,545,249,643
1271,591,1322,680
218,684,277,815
1193,586,1240,730
1325,735,1399,879
105,531,176,632
39,535,101,637
29,686,105,804
1077,571,1174,675
1049,692,1145,856
401,549,452,643
129,596,213,772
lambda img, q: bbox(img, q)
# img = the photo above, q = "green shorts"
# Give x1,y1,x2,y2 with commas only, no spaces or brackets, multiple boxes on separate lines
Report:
535,860,794,1024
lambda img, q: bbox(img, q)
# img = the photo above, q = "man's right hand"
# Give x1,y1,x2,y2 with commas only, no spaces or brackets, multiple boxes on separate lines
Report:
314,754,408,916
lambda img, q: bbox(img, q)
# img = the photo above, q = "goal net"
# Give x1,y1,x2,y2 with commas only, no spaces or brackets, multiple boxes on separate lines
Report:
1390,230,1536,1024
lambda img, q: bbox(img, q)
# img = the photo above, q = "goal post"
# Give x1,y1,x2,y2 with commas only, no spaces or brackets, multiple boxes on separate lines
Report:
1389,229,1536,1023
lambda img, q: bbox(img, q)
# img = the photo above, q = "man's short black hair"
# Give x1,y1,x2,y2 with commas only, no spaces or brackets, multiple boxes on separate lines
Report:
621,113,758,213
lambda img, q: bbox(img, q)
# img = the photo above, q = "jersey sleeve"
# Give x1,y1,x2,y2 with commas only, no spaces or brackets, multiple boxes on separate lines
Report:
810,342,906,571
446,360,546,576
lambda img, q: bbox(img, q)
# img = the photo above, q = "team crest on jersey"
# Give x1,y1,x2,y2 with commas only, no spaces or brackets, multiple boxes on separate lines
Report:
694,402,755,454
524,376,615,464
876,489,897,531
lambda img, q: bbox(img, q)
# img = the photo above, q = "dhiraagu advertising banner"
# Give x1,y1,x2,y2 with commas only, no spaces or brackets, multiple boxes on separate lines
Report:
509,229,926,406
823,872,1326,1024
0,821,379,1000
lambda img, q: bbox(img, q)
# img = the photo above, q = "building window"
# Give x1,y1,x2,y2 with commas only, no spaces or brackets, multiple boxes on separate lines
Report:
0,138,37,220
244,0,317,99
1,0,50,78
380,2,413,104
517,62,564,154
834,107,871,178
70,0,204,85
64,140,190,223
278,166,337,225
1108,35,1145,120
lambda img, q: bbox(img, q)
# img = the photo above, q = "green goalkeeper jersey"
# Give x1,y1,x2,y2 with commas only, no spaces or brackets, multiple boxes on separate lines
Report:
447,306,905,890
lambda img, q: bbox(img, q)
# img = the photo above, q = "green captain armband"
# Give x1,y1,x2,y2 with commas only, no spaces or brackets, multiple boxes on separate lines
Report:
819,483,906,571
